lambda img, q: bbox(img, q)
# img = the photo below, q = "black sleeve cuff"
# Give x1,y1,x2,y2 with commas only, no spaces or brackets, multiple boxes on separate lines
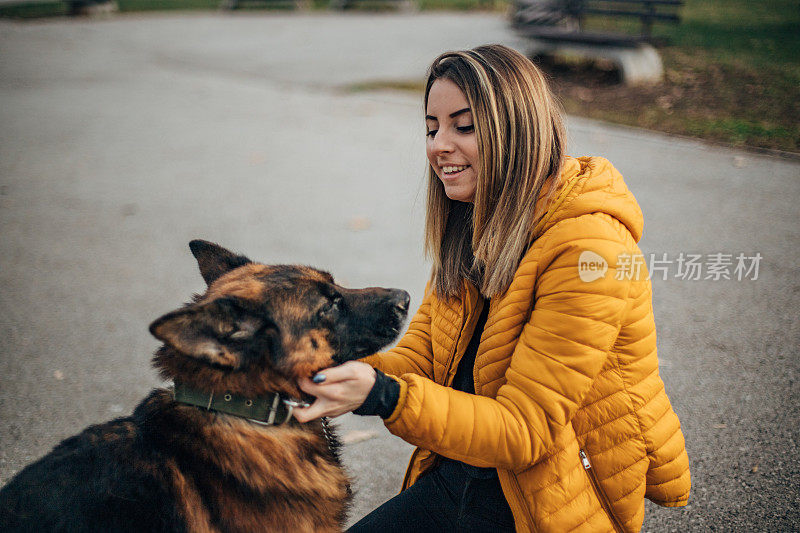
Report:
353,368,400,419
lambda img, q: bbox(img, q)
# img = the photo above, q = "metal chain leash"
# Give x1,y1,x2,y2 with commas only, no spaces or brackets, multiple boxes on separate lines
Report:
320,416,334,455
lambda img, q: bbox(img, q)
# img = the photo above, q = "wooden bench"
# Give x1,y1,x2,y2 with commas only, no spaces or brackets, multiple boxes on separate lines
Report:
511,0,683,84
220,0,413,10
327,0,416,11
220,0,310,10
65,0,118,16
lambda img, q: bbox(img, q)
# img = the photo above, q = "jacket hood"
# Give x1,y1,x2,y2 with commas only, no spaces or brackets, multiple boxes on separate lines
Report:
536,156,644,242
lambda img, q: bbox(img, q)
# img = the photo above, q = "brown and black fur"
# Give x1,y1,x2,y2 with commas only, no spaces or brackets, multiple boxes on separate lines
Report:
0,240,410,533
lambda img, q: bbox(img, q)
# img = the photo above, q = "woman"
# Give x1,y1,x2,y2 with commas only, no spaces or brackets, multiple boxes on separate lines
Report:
295,44,690,532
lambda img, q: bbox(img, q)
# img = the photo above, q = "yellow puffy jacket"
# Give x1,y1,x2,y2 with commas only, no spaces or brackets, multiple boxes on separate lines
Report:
362,156,691,532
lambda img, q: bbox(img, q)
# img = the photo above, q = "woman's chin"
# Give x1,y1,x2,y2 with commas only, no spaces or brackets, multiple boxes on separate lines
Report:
443,187,475,203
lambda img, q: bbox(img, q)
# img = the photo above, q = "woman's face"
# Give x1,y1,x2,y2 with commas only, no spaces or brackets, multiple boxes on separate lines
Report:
425,78,479,203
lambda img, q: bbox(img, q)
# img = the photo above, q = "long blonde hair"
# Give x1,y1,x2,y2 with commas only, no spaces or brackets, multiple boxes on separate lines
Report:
424,44,566,298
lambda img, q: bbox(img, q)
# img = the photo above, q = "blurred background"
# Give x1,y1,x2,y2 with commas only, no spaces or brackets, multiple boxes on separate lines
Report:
2,0,798,152
0,1,798,531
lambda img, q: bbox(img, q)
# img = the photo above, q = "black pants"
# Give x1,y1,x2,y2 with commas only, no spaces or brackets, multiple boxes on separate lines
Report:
348,459,516,533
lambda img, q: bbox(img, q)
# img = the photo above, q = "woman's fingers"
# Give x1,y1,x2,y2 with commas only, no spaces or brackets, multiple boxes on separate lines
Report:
293,395,354,422
298,375,321,395
310,362,362,384
293,399,332,423
293,362,377,422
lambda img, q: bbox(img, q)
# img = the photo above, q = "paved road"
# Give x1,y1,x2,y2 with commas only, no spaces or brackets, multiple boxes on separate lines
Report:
1,12,798,531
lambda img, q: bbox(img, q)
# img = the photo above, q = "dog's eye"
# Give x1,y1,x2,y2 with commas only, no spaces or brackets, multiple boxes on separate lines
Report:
318,296,342,319
229,329,252,340
226,319,260,340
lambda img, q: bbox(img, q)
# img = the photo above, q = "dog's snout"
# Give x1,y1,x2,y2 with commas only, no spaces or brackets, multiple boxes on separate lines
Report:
390,290,411,315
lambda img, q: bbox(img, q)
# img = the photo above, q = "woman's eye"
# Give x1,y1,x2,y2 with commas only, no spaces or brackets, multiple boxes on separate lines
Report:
457,125,475,133
426,129,438,138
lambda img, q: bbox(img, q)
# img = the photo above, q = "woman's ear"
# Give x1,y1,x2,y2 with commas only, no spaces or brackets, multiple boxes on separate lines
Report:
189,240,252,286
149,298,263,369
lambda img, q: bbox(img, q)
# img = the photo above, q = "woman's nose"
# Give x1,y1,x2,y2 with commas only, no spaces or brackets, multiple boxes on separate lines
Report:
431,130,454,154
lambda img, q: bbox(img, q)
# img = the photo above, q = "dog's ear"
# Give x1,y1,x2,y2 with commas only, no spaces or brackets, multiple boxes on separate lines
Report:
189,240,252,286
149,298,264,369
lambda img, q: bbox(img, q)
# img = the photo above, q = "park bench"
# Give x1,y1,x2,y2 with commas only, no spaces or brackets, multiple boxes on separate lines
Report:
220,0,310,9
511,0,683,84
327,0,415,10
65,0,117,15
220,0,414,9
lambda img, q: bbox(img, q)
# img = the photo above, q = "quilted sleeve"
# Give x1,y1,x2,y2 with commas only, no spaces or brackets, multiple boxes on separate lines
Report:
383,215,635,469
360,284,435,380
644,390,691,506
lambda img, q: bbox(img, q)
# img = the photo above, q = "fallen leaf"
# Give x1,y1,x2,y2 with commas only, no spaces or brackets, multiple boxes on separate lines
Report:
713,423,727,429
751,465,759,473
53,370,64,380
249,152,267,165
348,217,371,231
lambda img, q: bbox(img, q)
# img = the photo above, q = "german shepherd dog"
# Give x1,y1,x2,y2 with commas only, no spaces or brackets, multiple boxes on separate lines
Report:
0,240,410,532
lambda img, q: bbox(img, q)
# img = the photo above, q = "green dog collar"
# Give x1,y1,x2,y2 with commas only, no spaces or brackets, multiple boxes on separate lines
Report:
172,382,308,425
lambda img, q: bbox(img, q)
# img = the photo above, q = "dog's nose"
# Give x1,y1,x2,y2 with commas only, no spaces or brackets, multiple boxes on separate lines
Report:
390,290,411,314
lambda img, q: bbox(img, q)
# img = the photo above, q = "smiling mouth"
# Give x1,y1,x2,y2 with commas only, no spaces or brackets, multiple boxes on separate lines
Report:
441,164,470,176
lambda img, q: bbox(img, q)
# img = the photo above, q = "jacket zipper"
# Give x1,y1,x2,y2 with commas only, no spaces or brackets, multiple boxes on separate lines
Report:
405,293,481,489
498,470,535,532
443,295,485,385
401,448,419,491
401,449,441,491
580,450,626,533
442,298,468,382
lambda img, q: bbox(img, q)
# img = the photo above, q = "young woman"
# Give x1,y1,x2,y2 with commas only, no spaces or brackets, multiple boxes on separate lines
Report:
295,44,690,532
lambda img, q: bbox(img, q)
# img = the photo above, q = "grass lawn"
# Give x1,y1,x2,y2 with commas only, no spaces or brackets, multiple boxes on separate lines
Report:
349,0,799,153
557,0,800,153
1,0,797,152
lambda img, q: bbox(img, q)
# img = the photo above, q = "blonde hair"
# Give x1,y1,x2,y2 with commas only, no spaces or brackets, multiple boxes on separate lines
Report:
424,44,566,298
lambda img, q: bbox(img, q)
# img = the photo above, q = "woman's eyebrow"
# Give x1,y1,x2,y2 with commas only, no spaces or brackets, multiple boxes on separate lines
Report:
425,108,472,121
449,107,471,118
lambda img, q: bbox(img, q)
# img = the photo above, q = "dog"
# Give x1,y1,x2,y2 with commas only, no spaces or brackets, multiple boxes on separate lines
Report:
0,240,410,532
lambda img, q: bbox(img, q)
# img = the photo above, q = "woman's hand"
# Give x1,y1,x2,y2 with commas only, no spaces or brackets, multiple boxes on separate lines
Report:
293,361,376,422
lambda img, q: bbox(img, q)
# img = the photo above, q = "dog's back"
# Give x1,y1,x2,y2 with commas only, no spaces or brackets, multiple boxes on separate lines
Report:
1,389,349,533
0,401,186,532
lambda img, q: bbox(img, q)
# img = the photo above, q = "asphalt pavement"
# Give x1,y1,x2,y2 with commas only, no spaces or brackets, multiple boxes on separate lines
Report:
0,12,798,531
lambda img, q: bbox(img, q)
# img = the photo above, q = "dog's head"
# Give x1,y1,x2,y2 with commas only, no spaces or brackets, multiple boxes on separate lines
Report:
149,240,410,397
